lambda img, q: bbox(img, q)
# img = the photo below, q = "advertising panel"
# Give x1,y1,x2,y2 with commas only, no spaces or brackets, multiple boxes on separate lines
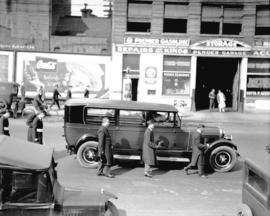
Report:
0,51,14,82
16,52,111,98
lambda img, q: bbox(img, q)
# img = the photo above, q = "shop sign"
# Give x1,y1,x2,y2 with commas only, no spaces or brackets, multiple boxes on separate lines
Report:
192,49,249,56
116,45,189,55
254,40,270,48
246,75,270,97
145,67,157,84
252,50,270,57
0,43,35,50
124,37,190,47
191,38,251,51
35,57,57,72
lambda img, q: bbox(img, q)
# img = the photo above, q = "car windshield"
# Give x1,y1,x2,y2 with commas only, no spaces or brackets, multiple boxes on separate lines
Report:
0,169,53,204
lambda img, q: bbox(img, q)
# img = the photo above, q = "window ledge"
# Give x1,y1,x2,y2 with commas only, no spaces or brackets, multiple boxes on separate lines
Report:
254,35,270,38
199,34,245,38
162,33,188,36
125,32,151,36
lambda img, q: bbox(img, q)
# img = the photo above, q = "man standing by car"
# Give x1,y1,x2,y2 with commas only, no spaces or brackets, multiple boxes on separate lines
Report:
97,117,114,178
32,111,45,144
0,111,10,136
208,89,216,111
183,124,209,178
142,120,159,178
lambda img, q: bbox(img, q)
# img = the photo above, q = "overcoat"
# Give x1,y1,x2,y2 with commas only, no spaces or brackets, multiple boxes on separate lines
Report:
97,126,113,166
32,116,43,144
33,94,44,112
189,131,207,166
142,128,157,166
0,116,10,136
26,113,36,142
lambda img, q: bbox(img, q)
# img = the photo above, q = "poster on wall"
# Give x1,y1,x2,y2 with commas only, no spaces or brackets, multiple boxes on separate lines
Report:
246,75,270,97
162,72,190,95
16,52,111,98
0,51,13,82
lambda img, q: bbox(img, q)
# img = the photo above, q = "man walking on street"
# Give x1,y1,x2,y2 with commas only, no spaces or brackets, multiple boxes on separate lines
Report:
84,85,90,98
0,111,10,136
50,84,61,110
183,124,209,178
142,120,159,177
32,111,45,144
26,110,38,142
208,89,215,111
97,117,114,178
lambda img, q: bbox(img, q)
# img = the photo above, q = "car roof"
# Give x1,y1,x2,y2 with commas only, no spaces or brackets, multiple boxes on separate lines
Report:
0,135,53,171
65,99,178,112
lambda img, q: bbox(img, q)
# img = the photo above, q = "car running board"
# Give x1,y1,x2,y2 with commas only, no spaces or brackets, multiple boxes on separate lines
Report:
114,154,190,162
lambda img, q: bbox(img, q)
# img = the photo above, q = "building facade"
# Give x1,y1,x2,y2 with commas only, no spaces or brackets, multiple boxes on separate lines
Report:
111,0,270,112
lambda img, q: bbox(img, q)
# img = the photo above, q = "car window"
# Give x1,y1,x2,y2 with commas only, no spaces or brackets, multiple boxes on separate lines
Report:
85,108,116,125
247,169,267,198
119,110,145,126
147,111,174,127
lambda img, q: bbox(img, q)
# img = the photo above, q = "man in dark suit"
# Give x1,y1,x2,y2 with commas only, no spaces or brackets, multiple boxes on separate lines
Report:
84,85,90,98
97,117,114,178
32,111,45,144
142,120,159,177
184,124,209,177
33,88,46,112
0,111,10,136
50,84,61,110
26,110,38,142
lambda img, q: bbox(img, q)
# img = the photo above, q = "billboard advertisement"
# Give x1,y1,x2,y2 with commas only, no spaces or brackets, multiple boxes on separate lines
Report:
0,51,14,82
16,52,111,98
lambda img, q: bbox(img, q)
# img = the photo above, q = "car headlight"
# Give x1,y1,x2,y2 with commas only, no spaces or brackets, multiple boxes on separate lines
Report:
224,134,233,140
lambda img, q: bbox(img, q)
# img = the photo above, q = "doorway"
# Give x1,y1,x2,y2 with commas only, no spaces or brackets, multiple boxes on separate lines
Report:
195,57,240,111
131,78,138,101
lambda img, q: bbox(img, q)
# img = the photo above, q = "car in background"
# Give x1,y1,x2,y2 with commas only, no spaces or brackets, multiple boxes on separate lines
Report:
0,135,119,216
0,81,20,117
64,99,238,173
237,145,270,216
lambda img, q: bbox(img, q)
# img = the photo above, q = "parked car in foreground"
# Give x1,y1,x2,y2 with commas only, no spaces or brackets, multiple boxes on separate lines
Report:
64,99,238,173
237,145,270,216
0,135,119,216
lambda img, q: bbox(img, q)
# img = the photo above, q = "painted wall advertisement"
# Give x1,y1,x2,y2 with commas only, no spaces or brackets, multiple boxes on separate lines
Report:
0,51,13,82
16,52,111,98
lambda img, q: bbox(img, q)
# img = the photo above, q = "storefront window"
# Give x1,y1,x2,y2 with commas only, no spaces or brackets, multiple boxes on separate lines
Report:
247,58,270,97
162,56,191,96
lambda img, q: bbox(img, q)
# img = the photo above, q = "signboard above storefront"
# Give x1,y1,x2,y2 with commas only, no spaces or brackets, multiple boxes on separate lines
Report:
191,38,251,51
124,37,190,47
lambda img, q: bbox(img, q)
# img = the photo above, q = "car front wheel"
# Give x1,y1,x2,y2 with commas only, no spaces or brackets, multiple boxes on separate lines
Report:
209,146,237,172
77,141,99,168
105,201,119,216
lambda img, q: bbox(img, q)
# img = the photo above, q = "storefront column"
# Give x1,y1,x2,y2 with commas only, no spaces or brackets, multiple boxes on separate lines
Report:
190,55,197,111
110,45,123,100
239,57,248,112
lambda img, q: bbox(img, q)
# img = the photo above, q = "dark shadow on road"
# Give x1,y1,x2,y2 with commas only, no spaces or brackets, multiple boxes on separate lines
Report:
112,166,136,176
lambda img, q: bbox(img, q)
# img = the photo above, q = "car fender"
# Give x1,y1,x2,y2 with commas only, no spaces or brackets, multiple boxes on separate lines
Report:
75,134,98,152
205,139,238,156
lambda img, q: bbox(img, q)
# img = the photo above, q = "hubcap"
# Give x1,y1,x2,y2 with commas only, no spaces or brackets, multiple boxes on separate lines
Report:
82,147,97,164
214,151,231,168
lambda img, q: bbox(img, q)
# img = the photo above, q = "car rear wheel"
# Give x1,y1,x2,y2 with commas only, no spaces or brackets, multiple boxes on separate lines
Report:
77,141,99,168
105,201,119,216
209,146,237,173
236,203,253,216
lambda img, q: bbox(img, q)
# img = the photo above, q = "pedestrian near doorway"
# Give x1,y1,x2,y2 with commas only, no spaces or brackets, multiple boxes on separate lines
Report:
142,120,162,178
183,124,209,178
0,111,10,136
32,111,45,144
50,84,61,110
84,85,90,98
208,89,216,111
97,117,114,178
217,90,226,112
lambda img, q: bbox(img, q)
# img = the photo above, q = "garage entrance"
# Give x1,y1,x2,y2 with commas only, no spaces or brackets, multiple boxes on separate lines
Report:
195,57,241,111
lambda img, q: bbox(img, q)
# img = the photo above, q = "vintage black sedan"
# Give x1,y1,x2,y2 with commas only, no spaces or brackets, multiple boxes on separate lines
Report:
64,99,238,173
0,135,119,216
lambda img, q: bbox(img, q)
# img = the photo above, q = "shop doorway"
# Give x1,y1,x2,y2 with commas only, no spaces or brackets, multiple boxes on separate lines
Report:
195,57,240,111
131,78,138,101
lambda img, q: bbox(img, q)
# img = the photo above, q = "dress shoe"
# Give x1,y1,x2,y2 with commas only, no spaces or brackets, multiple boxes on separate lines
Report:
105,174,115,178
97,173,104,176
144,172,153,178
183,167,189,175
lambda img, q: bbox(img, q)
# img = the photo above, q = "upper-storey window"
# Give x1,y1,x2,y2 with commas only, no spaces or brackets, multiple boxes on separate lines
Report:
163,2,188,33
256,5,270,35
127,0,152,32
201,4,243,35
